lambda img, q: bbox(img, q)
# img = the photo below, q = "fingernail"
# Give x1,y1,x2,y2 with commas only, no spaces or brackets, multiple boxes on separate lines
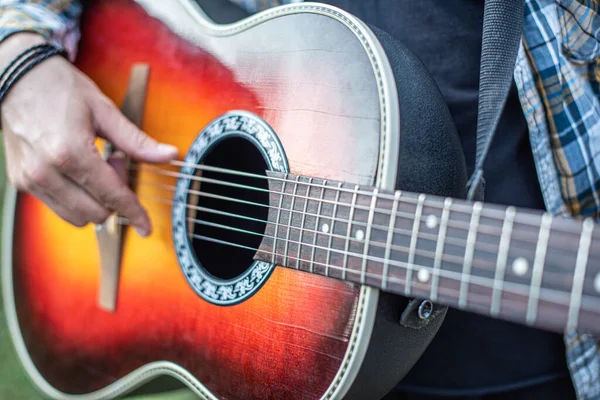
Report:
157,143,179,157
135,226,149,237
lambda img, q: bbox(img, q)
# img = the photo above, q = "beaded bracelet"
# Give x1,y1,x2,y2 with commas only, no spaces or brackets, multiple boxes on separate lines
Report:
0,43,65,104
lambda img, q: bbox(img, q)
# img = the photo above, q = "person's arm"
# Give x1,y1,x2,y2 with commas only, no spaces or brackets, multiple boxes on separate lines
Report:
0,1,178,236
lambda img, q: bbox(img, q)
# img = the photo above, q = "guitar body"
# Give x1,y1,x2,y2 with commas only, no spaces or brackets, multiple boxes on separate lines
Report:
2,1,467,399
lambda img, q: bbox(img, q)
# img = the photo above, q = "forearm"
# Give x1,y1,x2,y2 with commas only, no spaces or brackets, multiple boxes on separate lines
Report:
0,0,82,61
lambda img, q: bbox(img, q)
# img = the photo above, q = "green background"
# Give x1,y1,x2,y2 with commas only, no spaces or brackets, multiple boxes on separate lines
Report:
0,139,197,399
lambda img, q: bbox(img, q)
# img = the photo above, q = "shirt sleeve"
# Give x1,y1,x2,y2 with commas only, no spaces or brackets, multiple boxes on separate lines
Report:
0,0,82,61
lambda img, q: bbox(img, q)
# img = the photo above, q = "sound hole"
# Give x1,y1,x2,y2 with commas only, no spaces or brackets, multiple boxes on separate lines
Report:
188,136,269,281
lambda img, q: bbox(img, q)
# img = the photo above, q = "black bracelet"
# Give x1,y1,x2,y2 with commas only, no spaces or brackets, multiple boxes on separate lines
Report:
0,43,66,104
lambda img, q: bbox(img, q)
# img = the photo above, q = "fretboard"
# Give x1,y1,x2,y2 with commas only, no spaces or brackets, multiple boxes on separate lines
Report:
254,171,600,336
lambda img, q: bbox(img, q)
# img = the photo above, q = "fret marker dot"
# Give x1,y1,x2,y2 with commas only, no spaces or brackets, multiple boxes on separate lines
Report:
595,274,600,294
355,229,365,241
512,257,529,276
321,224,329,234
417,268,431,283
426,215,438,229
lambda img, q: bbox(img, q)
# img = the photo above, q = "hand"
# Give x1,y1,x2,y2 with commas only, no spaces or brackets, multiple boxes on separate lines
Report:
0,33,178,236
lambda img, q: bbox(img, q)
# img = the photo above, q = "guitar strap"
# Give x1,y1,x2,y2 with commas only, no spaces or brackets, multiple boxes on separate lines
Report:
341,3,529,390
398,0,526,331
466,0,526,201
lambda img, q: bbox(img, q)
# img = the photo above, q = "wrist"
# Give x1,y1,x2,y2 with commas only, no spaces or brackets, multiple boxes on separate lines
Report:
0,34,65,109
0,33,48,68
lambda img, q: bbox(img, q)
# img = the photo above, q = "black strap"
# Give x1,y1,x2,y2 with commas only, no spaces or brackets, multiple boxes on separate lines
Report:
466,0,525,200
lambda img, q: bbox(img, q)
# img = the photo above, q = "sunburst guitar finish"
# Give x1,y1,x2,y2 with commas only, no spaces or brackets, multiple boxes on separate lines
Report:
3,1,404,399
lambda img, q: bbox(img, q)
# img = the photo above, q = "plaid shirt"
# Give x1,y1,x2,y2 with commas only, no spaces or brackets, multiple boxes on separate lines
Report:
0,0,599,398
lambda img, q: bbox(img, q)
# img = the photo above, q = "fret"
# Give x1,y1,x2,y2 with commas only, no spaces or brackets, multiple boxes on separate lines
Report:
431,198,452,302
283,176,301,268
272,176,288,265
325,183,343,276
296,177,312,270
342,185,360,281
526,213,553,325
406,194,426,296
459,201,482,308
490,206,516,316
382,191,401,290
309,180,327,273
258,171,600,336
567,218,594,331
360,189,378,284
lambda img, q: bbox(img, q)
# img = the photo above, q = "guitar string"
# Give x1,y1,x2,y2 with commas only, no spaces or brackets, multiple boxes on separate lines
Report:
127,170,597,261
117,162,597,301
113,215,600,314
122,195,595,293
131,166,599,275
131,178,588,267
130,161,590,235
129,166,591,255
132,175,593,256
126,202,579,290
184,232,596,330
187,231,600,314
131,163,591,245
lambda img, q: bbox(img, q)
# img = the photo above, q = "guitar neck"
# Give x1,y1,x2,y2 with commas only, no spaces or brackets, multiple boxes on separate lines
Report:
255,171,600,335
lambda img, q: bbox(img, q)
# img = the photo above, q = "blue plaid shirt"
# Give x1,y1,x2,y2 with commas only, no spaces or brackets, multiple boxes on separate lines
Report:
0,0,598,398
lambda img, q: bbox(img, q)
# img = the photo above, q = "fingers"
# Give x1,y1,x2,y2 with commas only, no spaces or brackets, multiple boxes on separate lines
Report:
1,60,164,235
12,137,151,236
46,142,152,236
10,157,111,227
92,94,179,164
106,151,127,182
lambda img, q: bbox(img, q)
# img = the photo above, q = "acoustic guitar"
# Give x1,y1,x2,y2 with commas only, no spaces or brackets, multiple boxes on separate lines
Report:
3,1,599,399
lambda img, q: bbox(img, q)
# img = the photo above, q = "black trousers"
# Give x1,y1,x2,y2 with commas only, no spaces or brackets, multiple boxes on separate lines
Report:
383,376,577,400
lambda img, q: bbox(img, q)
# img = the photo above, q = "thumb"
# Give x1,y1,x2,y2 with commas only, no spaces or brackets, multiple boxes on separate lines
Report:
93,96,179,163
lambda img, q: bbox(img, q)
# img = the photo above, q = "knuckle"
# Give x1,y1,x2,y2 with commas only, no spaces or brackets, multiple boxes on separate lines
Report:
83,136,100,156
50,147,76,172
74,168,91,188
130,127,149,146
115,117,146,148
62,209,89,228
114,117,149,147
98,185,127,211
91,209,111,225
25,164,49,187
61,206,90,228
69,217,88,228
114,189,144,221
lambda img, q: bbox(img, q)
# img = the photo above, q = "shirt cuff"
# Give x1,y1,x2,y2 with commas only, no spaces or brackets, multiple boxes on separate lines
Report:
0,2,82,61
